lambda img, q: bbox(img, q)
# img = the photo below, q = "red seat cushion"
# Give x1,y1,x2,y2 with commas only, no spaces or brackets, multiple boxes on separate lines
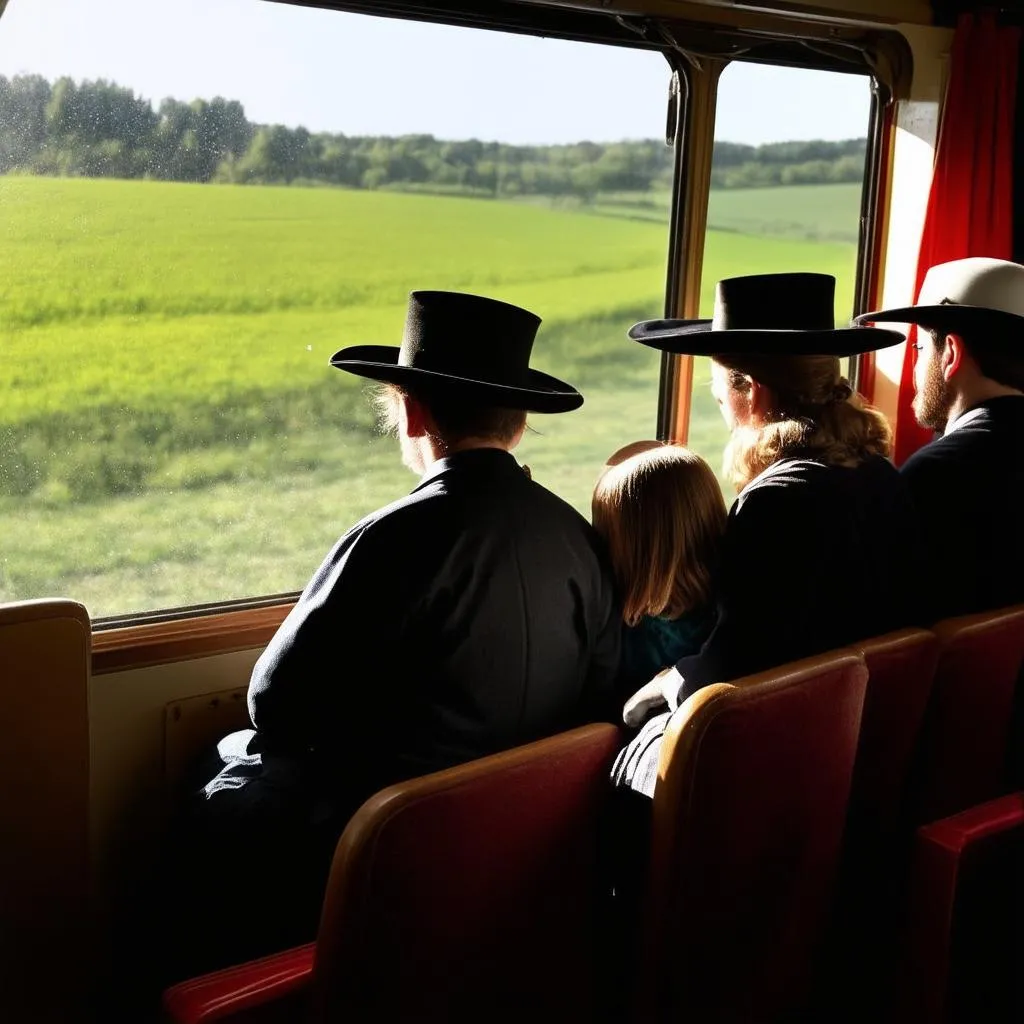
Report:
313,723,622,1021
163,944,314,1024
900,793,1024,1023
643,652,868,1022
816,630,940,1015
912,605,1024,824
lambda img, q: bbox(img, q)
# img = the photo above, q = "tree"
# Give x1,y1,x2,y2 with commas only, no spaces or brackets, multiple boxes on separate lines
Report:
232,125,311,184
46,78,155,149
190,98,252,181
0,74,51,172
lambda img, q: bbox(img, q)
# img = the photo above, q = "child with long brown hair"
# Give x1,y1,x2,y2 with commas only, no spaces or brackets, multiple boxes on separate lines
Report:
592,441,727,695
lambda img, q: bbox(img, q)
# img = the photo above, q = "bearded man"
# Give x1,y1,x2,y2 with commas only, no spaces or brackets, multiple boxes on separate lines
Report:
857,257,1024,620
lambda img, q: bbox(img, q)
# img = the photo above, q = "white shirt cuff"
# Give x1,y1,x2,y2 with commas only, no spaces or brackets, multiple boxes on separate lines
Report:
664,666,686,711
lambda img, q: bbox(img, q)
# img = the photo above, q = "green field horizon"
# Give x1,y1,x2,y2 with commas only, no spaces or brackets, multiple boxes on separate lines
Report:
0,175,860,616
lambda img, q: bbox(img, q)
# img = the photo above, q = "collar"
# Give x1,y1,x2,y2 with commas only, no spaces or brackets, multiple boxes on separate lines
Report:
743,455,821,491
941,405,987,438
414,447,521,490
941,394,1024,437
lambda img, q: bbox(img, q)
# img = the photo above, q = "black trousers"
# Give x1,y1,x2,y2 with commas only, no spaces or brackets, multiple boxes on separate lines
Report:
160,747,351,984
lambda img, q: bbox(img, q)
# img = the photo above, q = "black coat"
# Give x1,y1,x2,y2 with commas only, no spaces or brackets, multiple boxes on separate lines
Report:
674,453,922,700
169,448,620,976
246,446,621,799
612,454,921,800
899,395,1024,622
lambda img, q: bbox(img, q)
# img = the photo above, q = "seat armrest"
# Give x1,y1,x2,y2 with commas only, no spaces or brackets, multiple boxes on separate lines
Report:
163,944,315,1024
901,794,1024,1023
918,791,1024,852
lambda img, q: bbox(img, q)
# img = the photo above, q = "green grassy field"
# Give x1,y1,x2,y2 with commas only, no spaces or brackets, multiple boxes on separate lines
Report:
706,183,862,243
578,182,861,243
0,175,859,616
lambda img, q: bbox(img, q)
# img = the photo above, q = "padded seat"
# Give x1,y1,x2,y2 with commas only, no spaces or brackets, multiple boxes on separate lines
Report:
0,598,92,1021
816,629,939,1015
638,650,868,1023
163,722,623,1023
910,603,1024,825
899,792,1023,1023
847,629,941,852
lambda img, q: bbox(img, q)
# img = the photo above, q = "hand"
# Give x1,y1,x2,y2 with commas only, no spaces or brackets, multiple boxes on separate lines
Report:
622,668,681,728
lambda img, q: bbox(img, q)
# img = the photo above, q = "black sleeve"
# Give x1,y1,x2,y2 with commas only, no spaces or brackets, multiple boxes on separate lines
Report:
899,448,945,523
247,520,404,755
674,479,824,699
581,565,624,723
898,451,945,625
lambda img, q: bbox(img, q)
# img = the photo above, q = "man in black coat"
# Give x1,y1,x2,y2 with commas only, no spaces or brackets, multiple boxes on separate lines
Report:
857,257,1024,622
168,291,620,975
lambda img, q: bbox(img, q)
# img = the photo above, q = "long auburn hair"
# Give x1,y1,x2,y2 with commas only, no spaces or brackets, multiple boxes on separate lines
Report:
715,353,892,492
593,444,727,627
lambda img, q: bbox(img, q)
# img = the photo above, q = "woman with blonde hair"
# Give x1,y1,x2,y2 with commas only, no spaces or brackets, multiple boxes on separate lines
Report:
593,442,726,693
613,273,922,798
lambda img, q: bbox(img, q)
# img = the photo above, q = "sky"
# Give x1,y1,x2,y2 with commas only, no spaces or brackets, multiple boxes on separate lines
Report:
0,0,871,145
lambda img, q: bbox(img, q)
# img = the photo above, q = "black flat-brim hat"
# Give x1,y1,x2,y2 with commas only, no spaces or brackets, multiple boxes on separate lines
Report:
330,291,582,414
855,257,1024,343
630,273,904,356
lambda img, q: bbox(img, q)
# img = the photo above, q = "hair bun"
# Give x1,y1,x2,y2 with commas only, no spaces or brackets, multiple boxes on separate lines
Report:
830,379,853,404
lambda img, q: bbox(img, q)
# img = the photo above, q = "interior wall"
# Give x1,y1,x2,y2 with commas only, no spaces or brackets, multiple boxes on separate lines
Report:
89,648,262,931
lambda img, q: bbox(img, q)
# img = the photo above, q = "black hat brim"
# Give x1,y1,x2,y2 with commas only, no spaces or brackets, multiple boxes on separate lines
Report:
629,319,906,356
854,304,1024,339
330,345,583,414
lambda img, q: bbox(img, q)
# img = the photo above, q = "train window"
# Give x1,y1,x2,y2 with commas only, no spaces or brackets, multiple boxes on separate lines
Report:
0,0,672,619
685,62,872,491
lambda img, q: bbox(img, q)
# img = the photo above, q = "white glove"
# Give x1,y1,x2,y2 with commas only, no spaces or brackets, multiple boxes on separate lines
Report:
622,667,685,728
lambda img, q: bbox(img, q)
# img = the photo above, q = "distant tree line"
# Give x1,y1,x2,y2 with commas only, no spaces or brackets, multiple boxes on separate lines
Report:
710,139,866,189
0,74,866,197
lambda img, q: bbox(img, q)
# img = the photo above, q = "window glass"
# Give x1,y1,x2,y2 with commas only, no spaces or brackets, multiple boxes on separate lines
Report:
0,0,672,618
687,63,872,494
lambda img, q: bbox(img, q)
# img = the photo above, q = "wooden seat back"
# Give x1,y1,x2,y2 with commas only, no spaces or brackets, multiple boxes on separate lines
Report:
0,599,92,1021
900,792,1024,1023
815,629,940,1017
312,723,623,1022
642,650,868,1022
910,604,1024,824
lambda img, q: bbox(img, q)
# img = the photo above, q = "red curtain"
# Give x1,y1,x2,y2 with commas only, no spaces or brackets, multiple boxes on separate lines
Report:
892,11,1020,465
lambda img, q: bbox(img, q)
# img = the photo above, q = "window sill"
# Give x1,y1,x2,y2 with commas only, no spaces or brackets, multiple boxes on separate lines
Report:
91,602,293,675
